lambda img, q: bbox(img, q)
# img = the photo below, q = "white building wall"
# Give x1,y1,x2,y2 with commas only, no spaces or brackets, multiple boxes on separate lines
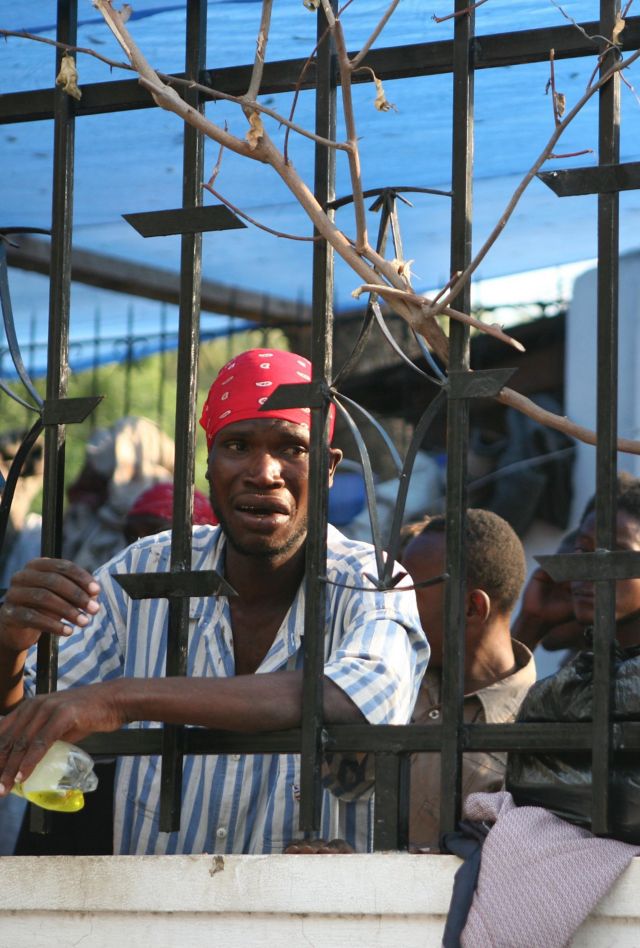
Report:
566,251,640,526
1,854,639,947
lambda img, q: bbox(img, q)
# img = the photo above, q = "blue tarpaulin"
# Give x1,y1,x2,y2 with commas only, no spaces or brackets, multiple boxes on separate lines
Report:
1,1,639,371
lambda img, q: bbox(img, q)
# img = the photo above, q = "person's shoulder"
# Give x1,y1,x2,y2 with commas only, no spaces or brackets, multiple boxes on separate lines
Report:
325,524,409,590
325,524,377,571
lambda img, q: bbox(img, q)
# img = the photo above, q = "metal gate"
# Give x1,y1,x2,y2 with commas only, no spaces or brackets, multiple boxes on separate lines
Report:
1,0,639,850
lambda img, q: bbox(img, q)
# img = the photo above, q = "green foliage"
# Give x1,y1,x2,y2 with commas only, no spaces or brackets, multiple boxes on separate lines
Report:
0,327,288,503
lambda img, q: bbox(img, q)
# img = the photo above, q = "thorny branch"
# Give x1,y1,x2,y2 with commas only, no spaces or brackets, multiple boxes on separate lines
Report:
426,44,640,319
432,0,489,25
203,184,320,242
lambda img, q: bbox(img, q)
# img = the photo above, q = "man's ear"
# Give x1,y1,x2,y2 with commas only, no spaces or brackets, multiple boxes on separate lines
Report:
466,589,491,623
327,447,343,487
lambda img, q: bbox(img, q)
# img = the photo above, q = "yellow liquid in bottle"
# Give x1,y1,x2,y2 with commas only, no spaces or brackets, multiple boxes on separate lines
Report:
13,784,86,813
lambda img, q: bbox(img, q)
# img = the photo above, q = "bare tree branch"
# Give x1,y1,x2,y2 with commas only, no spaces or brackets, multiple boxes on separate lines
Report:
427,45,640,318
432,0,489,24
246,0,273,103
352,283,525,351
203,184,320,242
349,0,402,70
498,388,640,456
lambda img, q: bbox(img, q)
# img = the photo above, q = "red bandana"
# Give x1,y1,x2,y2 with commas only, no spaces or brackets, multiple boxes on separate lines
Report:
199,348,335,452
128,482,217,526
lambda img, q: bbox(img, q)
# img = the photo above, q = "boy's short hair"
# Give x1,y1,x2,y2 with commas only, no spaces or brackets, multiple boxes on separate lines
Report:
580,473,640,525
403,508,526,614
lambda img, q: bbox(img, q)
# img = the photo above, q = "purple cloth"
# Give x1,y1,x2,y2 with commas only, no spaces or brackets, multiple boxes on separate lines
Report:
460,791,640,948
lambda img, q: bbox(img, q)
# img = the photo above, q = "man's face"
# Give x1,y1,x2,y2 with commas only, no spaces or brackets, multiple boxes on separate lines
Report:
401,532,446,667
572,509,640,626
207,417,340,562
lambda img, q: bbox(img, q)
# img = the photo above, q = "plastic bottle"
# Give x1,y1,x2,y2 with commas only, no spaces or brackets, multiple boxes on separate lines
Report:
10,740,99,813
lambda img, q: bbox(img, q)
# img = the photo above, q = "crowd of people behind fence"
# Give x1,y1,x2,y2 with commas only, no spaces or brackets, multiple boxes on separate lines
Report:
0,350,638,871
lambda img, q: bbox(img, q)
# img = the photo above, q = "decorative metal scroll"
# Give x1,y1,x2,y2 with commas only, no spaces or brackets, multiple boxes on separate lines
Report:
0,230,102,575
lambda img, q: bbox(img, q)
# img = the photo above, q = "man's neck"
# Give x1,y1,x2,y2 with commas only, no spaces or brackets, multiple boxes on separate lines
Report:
463,620,517,694
224,541,306,605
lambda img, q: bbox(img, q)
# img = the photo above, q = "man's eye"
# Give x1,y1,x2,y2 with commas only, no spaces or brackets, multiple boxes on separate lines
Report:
284,445,308,457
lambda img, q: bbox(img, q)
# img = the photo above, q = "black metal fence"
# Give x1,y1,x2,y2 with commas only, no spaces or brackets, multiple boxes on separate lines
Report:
1,0,639,851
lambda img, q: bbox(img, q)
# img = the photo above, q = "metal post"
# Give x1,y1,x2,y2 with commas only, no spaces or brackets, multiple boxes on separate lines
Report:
440,0,475,839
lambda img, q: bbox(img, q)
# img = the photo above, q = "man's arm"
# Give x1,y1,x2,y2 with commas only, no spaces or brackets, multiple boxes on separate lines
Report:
511,565,581,650
0,670,363,795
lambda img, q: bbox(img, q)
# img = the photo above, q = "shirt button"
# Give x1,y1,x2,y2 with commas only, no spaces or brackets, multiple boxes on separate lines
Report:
428,709,440,720
231,754,241,762
216,827,227,839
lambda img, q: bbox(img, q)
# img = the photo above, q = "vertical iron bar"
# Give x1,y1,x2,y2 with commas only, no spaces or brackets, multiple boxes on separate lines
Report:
28,312,37,426
159,0,207,833
158,303,167,428
31,0,78,836
124,303,134,416
299,0,337,834
591,0,621,837
37,0,78,687
373,753,410,850
92,307,101,428
439,0,475,839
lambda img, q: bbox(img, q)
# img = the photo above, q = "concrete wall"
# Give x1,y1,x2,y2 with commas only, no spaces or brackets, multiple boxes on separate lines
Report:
1,854,639,946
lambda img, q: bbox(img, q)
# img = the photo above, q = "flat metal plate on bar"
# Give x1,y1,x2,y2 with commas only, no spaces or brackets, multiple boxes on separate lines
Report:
536,550,640,582
538,162,640,197
123,205,246,237
259,380,328,411
447,367,516,400
114,569,236,600
41,395,103,425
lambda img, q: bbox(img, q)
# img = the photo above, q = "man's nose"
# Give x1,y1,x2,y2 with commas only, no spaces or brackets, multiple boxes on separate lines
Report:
245,451,284,485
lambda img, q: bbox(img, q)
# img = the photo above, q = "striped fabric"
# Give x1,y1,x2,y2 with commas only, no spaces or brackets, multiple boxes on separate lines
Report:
25,524,429,854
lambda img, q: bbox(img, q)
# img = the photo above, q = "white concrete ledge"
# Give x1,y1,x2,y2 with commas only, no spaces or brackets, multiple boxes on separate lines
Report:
1,854,639,946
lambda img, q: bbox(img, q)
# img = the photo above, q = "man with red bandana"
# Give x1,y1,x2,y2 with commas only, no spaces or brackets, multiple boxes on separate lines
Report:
0,349,428,854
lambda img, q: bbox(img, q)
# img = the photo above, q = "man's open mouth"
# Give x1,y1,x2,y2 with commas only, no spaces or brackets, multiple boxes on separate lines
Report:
235,499,289,518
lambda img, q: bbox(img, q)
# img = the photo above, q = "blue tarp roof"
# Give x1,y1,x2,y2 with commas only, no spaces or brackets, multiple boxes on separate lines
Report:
1,1,639,372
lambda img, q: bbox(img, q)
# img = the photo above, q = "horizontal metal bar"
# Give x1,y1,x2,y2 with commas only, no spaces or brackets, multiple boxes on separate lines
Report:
123,205,245,238
2,19,638,124
114,569,237,600
538,162,640,197
536,550,640,581
447,367,517,399
78,720,640,758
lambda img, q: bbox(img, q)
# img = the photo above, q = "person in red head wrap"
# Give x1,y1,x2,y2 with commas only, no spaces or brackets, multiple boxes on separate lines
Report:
199,348,335,452
0,347,427,859
123,482,217,544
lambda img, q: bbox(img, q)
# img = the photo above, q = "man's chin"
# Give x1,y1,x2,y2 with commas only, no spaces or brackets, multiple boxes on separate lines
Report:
226,528,307,560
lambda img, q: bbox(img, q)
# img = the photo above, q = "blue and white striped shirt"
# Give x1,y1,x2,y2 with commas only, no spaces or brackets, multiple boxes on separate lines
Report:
26,524,429,854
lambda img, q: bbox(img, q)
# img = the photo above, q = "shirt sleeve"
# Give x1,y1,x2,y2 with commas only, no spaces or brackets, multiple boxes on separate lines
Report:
321,574,430,801
323,578,430,726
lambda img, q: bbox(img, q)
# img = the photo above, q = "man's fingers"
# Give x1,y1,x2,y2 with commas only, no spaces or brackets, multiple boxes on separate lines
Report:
14,557,99,594
2,562,101,636
0,698,73,792
12,561,100,609
284,837,353,854
1,600,89,637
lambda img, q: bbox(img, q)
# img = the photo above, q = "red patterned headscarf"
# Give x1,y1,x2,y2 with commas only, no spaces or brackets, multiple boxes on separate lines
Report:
127,482,217,526
199,348,335,452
